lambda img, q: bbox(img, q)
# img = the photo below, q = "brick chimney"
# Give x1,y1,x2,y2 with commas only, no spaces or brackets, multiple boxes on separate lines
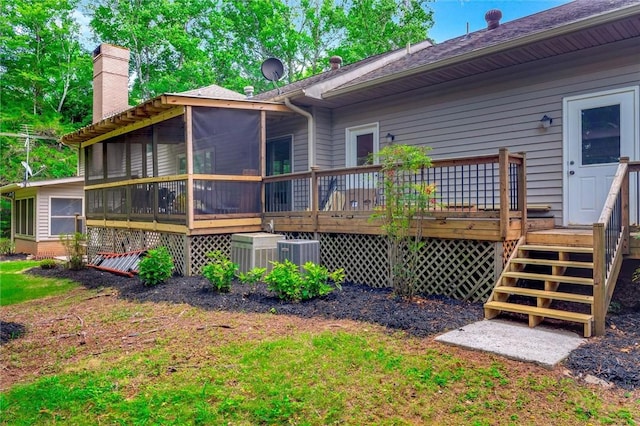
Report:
92,43,130,124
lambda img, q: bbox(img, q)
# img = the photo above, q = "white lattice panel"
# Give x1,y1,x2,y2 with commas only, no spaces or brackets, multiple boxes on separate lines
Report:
189,234,232,275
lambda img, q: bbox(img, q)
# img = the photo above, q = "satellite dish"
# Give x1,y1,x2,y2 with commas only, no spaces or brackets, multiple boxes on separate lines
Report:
261,58,284,82
21,161,33,177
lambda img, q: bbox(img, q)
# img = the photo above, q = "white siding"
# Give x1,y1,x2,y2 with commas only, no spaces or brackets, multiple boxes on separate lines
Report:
330,39,640,224
313,107,333,169
35,183,84,241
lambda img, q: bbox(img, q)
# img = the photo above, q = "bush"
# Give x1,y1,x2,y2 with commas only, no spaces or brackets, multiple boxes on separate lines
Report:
40,259,58,269
201,251,238,292
138,247,174,286
60,232,86,270
0,238,15,256
264,260,344,302
237,267,267,291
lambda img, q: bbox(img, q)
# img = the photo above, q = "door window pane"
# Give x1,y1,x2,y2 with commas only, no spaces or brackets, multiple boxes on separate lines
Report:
581,104,620,165
356,134,374,166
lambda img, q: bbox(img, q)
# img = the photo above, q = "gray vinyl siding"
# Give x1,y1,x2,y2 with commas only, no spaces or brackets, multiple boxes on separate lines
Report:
330,38,639,225
267,115,308,172
35,184,84,241
313,107,333,169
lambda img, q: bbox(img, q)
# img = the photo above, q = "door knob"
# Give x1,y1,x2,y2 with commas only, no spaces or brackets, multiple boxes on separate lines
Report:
569,170,575,175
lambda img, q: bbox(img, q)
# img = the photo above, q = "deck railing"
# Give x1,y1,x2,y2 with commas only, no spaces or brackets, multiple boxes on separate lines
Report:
263,148,527,239
592,158,633,336
86,178,188,223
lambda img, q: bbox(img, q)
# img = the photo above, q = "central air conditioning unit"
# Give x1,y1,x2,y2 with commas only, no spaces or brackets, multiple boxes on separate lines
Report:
231,233,284,273
277,239,320,268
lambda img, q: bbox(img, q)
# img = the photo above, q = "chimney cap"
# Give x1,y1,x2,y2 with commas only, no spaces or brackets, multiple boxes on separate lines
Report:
485,9,502,30
244,85,254,98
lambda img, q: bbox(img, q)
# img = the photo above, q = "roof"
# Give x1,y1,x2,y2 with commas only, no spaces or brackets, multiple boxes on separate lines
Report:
0,176,84,195
174,84,246,100
256,0,640,106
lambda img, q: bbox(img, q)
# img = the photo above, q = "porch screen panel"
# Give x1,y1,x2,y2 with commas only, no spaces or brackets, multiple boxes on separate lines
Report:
86,143,104,181
127,127,153,178
192,108,260,175
156,116,185,177
107,135,127,179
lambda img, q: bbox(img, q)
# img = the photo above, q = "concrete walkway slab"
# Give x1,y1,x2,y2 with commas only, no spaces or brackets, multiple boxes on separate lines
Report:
435,319,585,369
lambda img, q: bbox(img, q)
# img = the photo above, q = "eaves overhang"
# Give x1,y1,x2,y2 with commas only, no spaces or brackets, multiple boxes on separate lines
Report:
324,3,640,99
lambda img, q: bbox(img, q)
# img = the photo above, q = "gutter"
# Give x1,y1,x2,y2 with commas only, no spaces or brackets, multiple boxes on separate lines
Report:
325,3,640,98
284,98,314,169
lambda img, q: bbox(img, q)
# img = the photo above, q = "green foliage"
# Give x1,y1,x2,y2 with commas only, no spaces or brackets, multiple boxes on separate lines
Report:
237,267,267,288
201,251,238,293
59,232,86,270
40,259,58,269
138,247,174,286
264,259,344,301
371,144,435,299
0,198,11,238
0,237,15,255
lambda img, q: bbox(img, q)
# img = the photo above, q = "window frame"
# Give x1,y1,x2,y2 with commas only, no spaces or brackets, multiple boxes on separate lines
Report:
14,197,35,238
49,196,84,237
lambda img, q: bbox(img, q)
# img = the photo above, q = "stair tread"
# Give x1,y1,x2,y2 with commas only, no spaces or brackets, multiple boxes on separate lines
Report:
484,301,593,322
493,286,594,304
520,244,593,253
503,271,593,285
511,258,594,269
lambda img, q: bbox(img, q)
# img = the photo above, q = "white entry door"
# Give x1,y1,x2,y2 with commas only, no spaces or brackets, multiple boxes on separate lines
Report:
564,87,638,225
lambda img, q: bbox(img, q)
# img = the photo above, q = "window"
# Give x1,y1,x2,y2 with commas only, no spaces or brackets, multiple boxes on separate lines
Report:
346,123,379,167
50,197,83,236
15,198,34,236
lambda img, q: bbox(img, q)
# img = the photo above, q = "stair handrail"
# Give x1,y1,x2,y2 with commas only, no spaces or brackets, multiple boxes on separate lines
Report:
592,158,629,336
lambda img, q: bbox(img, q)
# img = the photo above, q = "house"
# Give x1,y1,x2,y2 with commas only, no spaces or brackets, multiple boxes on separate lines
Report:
62,0,640,336
0,176,85,257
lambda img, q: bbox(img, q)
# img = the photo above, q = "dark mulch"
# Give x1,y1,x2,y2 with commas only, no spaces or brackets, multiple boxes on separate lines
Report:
13,260,640,390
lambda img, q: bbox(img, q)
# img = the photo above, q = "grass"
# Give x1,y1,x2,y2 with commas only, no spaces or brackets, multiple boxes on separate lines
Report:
0,261,638,425
0,260,78,306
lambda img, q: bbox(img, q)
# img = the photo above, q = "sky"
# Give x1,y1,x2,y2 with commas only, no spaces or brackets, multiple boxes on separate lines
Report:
428,0,573,42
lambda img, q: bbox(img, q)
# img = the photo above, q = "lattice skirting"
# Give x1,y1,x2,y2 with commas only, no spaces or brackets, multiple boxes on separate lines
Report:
188,234,232,275
86,227,186,276
316,233,518,303
87,226,515,302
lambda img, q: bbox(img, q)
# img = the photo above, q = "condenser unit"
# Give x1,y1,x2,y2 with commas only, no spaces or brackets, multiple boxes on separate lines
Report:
231,233,284,273
277,239,320,268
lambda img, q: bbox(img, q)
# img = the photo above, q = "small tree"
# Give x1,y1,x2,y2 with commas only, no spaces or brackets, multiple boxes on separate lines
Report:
60,232,87,270
371,144,436,299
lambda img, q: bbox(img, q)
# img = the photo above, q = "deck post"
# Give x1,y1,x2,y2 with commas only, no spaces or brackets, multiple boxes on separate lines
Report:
517,152,527,238
311,166,319,237
592,222,606,336
498,148,510,240
620,157,630,255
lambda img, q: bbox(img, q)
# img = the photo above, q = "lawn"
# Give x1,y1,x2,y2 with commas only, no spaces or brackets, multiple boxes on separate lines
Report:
0,261,638,425
0,260,78,306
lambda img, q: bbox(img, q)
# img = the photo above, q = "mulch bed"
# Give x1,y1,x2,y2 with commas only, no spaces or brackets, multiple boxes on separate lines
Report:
6,260,640,390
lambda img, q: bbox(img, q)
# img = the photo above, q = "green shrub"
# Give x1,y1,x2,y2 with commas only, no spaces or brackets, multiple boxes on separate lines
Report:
201,251,238,292
238,267,267,291
138,247,174,286
59,232,87,270
40,259,58,269
0,238,15,255
264,260,344,302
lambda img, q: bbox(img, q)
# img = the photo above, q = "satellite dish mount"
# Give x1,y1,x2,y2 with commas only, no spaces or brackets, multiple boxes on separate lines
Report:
261,58,284,94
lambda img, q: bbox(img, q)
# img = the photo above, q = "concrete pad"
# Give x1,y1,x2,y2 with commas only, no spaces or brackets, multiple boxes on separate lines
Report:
435,319,585,369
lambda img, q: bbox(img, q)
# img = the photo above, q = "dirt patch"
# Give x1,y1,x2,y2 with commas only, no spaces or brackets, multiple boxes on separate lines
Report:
17,260,640,390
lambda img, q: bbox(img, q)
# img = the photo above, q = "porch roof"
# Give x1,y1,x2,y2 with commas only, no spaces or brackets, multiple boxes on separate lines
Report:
0,176,84,195
61,93,293,146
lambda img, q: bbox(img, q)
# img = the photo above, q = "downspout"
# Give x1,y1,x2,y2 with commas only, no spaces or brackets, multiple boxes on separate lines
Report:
284,98,314,169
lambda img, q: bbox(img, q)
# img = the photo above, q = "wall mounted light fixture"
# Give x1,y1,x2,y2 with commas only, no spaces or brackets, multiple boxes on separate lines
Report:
540,115,553,129
385,132,395,143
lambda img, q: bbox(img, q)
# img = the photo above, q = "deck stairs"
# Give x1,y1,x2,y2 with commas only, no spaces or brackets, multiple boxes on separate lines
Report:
484,229,599,337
